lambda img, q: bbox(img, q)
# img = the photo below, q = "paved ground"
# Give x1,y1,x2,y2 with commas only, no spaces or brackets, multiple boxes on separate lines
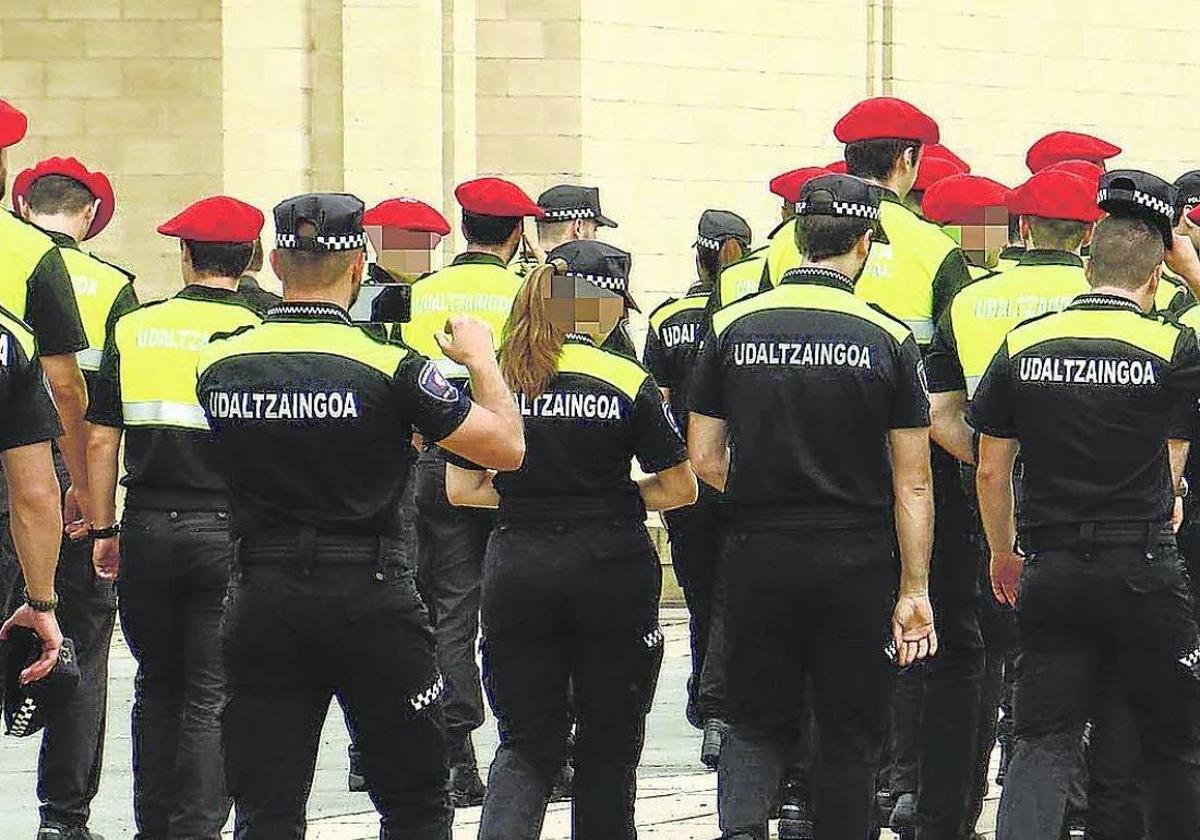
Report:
0,607,999,838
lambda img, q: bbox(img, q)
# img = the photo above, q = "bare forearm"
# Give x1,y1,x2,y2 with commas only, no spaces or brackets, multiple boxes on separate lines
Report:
931,401,974,465
894,486,933,595
1,446,63,601
87,427,122,527
466,357,521,443
1170,439,1190,489
637,464,698,512
977,471,1017,556
45,358,89,494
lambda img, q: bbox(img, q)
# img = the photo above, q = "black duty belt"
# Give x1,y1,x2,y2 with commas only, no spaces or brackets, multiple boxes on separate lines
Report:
1021,521,1172,556
235,527,403,579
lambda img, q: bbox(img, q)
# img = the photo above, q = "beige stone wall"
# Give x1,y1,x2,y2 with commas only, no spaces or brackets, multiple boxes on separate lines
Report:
3,0,223,302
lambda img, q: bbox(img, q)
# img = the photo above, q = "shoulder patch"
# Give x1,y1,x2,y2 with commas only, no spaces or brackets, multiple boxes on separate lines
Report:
418,361,462,403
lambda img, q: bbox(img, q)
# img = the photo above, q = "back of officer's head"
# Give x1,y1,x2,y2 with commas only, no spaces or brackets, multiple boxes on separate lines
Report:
25,174,94,217
184,240,254,280
462,211,522,248
272,220,364,291
1086,216,1164,291
846,139,922,184
796,209,872,262
1023,217,1090,252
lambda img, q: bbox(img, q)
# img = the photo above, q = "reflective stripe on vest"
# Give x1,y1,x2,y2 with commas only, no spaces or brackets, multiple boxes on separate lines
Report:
76,347,104,372
951,262,1088,398
402,261,522,371
765,219,801,287
0,211,57,321
856,200,957,345
60,248,131,368
115,296,261,430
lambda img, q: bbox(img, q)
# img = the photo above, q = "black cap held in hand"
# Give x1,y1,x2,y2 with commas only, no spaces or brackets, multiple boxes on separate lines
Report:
274,193,368,252
1096,170,1179,248
548,239,639,312
4,630,81,738
537,185,618,228
797,173,881,221
695,209,752,251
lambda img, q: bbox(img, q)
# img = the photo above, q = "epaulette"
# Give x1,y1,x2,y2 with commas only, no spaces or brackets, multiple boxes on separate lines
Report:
87,252,136,282
208,323,257,343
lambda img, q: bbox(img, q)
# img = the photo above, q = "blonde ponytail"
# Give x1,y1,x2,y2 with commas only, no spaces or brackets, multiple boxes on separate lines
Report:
499,259,568,398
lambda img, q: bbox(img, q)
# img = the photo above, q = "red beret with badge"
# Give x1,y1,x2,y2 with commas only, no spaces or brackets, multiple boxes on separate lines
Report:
834,97,940,145
769,167,831,204
1006,170,1104,223
363,198,451,236
922,174,1010,225
1026,131,1121,174
0,99,28,149
454,177,544,219
157,196,265,242
11,156,115,241
913,153,969,193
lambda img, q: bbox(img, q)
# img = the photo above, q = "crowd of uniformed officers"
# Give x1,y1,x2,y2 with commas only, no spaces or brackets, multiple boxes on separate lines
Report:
3,86,1200,840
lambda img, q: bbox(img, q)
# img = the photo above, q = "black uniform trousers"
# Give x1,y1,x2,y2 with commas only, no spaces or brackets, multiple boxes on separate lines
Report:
222,534,450,840
414,447,490,767
717,526,897,840
997,526,1200,840
477,520,664,840
118,507,233,840
663,498,723,726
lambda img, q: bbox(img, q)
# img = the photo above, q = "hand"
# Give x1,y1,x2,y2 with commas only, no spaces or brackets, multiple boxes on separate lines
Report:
0,604,64,685
1166,233,1200,281
1174,496,1185,533
522,233,546,265
435,316,496,368
991,549,1025,607
62,485,91,541
92,535,120,582
892,591,938,668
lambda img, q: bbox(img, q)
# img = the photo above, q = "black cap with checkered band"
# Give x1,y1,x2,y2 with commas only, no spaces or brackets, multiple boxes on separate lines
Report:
274,193,369,252
1097,170,1180,248
537,185,618,228
548,239,639,312
693,209,752,252
797,173,882,221
1173,170,1200,219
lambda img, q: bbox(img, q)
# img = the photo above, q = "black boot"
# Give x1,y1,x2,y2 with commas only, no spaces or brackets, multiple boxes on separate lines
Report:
777,777,814,840
36,825,105,840
449,736,486,808
890,790,917,839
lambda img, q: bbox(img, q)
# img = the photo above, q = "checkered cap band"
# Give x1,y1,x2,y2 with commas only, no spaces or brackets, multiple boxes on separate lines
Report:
1097,188,1174,221
695,235,722,250
542,207,596,221
275,231,368,251
8,695,37,737
568,271,627,293
796,200,881,221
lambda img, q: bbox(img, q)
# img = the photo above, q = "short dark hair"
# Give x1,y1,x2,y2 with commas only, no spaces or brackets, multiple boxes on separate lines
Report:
185,240,254,278
1087,216,1164,290
246,238,264,272
1026,217,1089,252
463,211,521,245
26,175,95,216
796,215,872,261
845,139,922,181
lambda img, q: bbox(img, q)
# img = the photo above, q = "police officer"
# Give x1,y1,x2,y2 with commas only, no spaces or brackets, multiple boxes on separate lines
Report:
905,150,968,223
445,245,696,840
0,100,91,619
693,209,753,315
1159,170,1200,313
972,170,1200,840
86,196,265,839
535,184,617,254
196,192,525,839
688,174,937,839
401,176,541,806
12,155,138,840
921,172,1010,280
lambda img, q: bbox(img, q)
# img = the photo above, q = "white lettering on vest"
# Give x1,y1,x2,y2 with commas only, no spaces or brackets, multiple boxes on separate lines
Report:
135,327,210,352
729,341,873,369
661,322,699,349
207,391,361,421
517,392,623,420
1016,357,1157,386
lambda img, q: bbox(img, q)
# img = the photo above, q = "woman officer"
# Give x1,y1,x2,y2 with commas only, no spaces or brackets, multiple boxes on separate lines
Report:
447,242,697,840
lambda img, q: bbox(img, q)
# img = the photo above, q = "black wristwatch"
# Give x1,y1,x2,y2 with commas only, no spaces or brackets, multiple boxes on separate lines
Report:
89,523,122,539
23,588,58,613
1178,477,1191,499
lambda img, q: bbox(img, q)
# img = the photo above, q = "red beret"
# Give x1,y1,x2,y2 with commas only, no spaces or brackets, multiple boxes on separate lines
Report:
1188,204,1200,227
824,160,848,175
1042,159,1104,191
1026,131,1121,173
913,154,968,193
922,174,1010,225
455,177,543,219
1006,170,1104,223
834,97,940,145
11,157,115,241
157,195,264,242
925,144,969,172
0,99,28,148
363,198,451,236
769,167,830,203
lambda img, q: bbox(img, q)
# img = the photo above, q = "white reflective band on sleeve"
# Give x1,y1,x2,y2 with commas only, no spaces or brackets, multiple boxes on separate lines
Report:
904,318,935,344
432,357,469,381
122,401,211,430
76,348,104,372
965,375,982,400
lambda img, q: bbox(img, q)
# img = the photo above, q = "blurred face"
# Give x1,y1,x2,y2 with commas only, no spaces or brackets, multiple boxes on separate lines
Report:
544,274,624,341
366,226,440,281
959,207,1011,267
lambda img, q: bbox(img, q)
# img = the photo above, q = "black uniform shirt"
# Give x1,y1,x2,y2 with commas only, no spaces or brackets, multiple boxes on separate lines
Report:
690,266,930,527
0,306,63,452
643,283,710,433
969,293,1200,530
196,302,473,538
452,334,686,523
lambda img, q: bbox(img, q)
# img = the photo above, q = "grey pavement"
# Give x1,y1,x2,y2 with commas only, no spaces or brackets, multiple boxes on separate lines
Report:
0,607,999,838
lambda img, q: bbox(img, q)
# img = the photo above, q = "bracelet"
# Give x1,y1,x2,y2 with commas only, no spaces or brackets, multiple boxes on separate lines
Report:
89,523,122,539
1178,477,1191,499
23,588,58,613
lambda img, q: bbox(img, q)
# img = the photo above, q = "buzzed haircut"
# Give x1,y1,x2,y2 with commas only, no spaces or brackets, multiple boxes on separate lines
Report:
1087,216,1164,291
845,139,922,182
274,219,361,288
535,219,573,241
26,174,95,216
463,211,521,246
1026,217,1090,252
796,215,872,262
185,241,255,278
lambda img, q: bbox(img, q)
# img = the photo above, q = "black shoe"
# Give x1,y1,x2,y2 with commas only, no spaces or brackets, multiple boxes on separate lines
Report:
549,760,574,802
449,762,486,808
874,787,896,829
700,718,728,770
778,791,814,839
37,825,105,840
890,791,917,830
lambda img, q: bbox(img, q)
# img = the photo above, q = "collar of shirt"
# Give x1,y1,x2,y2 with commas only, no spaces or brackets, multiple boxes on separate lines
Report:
45,229,81,251
1017,249,1084,269
999,245,1026,261
176,284,247,305
686,280,712,297
779,265,856,293
873,186,903,205
564,332,596,346
452,251,508,268
264,301,353,324
1068,292,1144,313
